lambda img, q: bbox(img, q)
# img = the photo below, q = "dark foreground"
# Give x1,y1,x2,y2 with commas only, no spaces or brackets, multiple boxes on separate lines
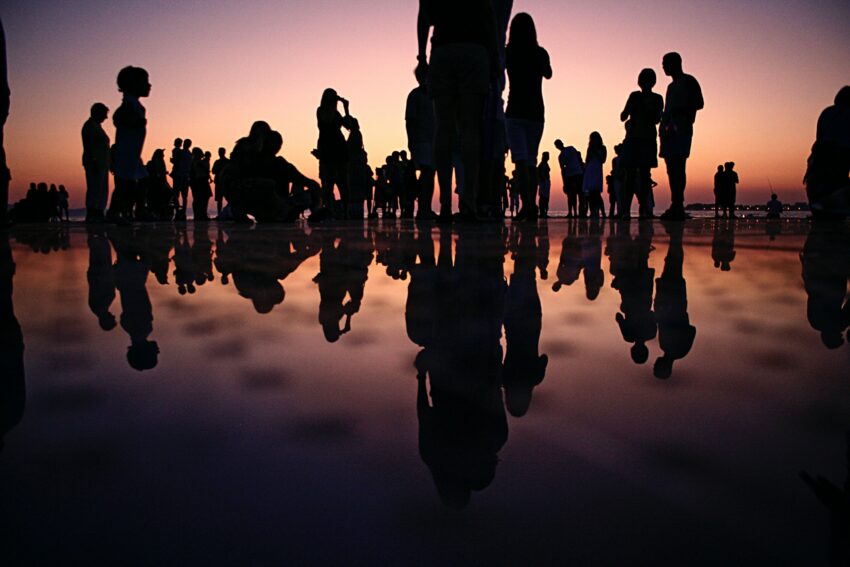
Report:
0,218,849,565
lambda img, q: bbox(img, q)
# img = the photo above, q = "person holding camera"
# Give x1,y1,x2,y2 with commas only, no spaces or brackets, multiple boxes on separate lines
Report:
316,88,354,218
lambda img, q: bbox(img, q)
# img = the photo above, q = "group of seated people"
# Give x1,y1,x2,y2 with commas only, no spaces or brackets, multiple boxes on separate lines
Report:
9,182,70,223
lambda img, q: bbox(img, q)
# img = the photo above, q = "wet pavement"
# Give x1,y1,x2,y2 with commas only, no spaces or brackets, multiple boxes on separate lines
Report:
0,218,848,565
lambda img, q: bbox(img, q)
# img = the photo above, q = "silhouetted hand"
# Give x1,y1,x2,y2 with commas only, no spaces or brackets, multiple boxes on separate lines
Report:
415,59,429,83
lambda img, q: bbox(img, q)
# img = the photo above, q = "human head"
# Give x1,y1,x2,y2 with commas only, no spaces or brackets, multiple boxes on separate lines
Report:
204,151,211,160
152,148,165,161
835,86,850,107
29,182,36,191
90,102,109,122
173,138,182,148
183,139,192,150
508,12,538,47
116,66,151,97
638,68,656,91
631,343,649,364
268,130,284,155
589,131,603,147
59,184,66,192
717,165,724,172
127,340,159,371
321,88,339,110
218,147,226,158
771,193,777,200
400,150,408,161
725,161,734,171
554,139,564,150
662,52,683,77
653,355,673,379
541,151,549,162
50,184,57,191
248,120,272,144
191,147,202,159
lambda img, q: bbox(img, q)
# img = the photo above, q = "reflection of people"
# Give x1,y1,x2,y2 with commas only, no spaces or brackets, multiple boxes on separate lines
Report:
82,102,111,222
659,52,704,221
800,223,850,349
86,227,117,331
110,230,159,371
711,219,736,271
314,230,373,342
608,220,656,364
800,431,850,566
804,86,850,220
412,226,508,508
503,224,547,416
0,233,25,452
653,222,696,378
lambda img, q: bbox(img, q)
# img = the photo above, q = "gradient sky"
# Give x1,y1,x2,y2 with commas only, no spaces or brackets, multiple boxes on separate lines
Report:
3,0,849,207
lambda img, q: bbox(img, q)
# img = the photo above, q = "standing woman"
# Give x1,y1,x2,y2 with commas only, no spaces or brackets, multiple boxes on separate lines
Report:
190,147,211,220
620,68,664,218
505,12,552,221
582,132,607,218
316,88,353,218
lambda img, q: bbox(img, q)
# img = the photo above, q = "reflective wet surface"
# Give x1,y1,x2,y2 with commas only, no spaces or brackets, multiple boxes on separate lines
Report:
1,219,849,564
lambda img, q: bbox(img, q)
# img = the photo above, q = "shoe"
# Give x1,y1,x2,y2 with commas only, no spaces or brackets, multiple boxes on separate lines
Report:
415,210,437,221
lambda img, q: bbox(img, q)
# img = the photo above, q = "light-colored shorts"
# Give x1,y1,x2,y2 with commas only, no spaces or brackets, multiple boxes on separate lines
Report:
506,118,544,164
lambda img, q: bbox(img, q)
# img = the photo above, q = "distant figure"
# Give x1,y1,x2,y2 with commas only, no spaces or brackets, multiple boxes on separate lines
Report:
405,64,437,220
82,102,111,222
659,52,704,221
58,185,69,222
47,184,60,222
537,151,551,218
172,138,193,220
107,66,151,222
0,18,9,227
713,165,724,217
804,86,850,220
505,12,552,221
653,221,696,378
211,147,229,216
582,132,607,218
190,147,211,220
721,162,739,218
609,144,624,218
417,0,500,221
620,68,664,219
766,193,782,219
316,88,353,218
555,139,583,217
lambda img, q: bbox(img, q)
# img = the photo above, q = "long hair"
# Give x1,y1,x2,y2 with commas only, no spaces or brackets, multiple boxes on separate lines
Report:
507,13,537,48
320,88,338,111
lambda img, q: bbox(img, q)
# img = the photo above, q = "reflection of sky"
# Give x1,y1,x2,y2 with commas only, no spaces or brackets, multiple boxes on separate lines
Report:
3,222,850,562
3,0,850,207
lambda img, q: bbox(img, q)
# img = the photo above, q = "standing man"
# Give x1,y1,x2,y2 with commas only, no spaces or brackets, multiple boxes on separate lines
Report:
417,0,500,222
82,103,110,222
211,147,229,216
659,52,703,221
0,18,10,227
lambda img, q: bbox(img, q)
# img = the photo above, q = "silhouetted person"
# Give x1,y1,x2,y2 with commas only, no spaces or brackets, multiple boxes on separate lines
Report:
503,223,547,416
713,164,724,217
0,18,9,227
316,88,353,218
804,86,850,220
552,220,582,291
82,102,111,222
608,220,656,364
653,221,696,378
711,218,736,271
191,224,215,287
47,183,60,222
0,233,25,452
86,226,117,331
659,52,704,221
583,132,607,218
417,0,500,221
212,147,229,216
110,229,158,370
172,138,193,220
145,148,174,220
537,151,551,218
620,68,664,219
107,66,151,222
190,147,211,220
800,431,850,566
58,184,69,222
504,12,552,221
555,139,583,217
800,223,850,349
766,193,782,219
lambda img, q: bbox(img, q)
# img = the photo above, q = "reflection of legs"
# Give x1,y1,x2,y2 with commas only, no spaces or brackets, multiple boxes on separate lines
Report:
457,94,485,214
434,96,457,216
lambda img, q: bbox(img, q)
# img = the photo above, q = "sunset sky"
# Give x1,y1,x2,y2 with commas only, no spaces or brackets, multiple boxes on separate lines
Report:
3,0,849,208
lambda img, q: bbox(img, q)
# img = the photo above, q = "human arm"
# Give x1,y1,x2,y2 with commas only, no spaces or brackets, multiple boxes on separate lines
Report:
416,1,431,75
541,48,552,80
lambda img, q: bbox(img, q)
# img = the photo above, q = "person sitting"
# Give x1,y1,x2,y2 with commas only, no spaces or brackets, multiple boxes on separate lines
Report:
805,86,850,220
766,193,783,219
